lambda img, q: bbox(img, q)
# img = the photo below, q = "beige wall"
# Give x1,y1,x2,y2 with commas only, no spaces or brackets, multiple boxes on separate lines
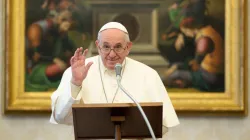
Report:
1,0,250,139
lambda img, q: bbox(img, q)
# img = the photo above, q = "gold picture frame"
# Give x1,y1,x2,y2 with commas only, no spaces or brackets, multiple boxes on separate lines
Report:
3,0,248,116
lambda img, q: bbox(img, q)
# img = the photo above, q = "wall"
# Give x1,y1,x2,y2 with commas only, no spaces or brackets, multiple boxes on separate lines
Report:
0,0,250,139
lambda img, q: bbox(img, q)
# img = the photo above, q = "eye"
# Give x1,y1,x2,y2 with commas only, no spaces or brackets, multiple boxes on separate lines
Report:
115,45,122,49
103,45,110,49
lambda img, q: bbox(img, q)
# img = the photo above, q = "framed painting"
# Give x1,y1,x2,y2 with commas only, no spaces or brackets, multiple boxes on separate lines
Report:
3,0,248,115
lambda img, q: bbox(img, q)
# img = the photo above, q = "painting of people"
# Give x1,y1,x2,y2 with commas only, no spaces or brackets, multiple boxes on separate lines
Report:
157,0,225,92
25,0,92,91
5,0,247,114
24,0,225,93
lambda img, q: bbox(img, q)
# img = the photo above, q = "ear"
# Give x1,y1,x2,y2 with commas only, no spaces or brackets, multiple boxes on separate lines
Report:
95,40,99,48
127,41,133,51
95,40,102,54
125,42,133,55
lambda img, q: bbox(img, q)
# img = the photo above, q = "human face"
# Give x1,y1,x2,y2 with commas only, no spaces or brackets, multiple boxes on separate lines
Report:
95,29,132,70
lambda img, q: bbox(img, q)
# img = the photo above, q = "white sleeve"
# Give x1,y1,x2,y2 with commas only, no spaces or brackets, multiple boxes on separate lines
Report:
49,67,82,125
145,70,180,129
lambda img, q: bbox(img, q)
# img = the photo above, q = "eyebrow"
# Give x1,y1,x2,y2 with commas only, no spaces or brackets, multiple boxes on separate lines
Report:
102,42,123,47
103,42,109,45
114,43,122,47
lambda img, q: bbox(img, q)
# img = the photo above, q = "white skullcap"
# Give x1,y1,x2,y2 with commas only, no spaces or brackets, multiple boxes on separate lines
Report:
98,22,128,34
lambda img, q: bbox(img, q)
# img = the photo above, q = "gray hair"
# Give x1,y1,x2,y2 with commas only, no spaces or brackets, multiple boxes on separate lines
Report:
97,31,130,43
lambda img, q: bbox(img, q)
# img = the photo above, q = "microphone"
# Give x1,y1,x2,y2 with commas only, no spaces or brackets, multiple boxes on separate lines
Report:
115,63,122,78
115,63,156,140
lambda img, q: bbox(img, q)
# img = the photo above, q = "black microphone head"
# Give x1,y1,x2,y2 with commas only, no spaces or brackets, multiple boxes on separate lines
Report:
115,63,122,76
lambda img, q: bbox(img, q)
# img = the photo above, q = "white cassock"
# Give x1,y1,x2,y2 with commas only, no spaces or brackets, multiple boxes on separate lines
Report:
50,55,180,140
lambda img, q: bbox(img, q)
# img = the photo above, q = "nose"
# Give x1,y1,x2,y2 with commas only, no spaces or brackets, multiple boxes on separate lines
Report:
108,49,117,58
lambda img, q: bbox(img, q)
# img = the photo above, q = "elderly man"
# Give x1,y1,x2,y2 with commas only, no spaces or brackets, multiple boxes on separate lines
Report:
50,22,179,139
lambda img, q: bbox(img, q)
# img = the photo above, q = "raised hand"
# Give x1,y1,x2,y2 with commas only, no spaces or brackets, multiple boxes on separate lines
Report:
70,47,93,86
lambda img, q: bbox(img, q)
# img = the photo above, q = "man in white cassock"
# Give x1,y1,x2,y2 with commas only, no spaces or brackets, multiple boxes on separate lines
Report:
50,22,180,139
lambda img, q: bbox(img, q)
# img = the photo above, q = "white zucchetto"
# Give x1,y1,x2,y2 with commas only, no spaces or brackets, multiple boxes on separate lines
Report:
98,22,128,34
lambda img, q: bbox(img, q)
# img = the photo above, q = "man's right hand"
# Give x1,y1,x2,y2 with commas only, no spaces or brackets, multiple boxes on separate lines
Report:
70,47,93,86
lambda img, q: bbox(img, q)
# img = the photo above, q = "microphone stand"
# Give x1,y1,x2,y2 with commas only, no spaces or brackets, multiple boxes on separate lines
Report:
116,75,157,140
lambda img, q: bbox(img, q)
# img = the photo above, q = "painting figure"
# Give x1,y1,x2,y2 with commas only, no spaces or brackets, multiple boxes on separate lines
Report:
167,0,207,31
164,17,224,92
25,0,88,91
156,0,225,92
158,0,208,76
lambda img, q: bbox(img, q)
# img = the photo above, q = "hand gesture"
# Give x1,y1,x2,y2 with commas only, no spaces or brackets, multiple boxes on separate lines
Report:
70,47,93,86
175,34,184,51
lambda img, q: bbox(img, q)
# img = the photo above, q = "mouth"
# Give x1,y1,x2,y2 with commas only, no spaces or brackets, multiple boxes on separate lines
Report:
108,58,119,61
107,59,119,63
106,58,120,65
106,57,120,61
